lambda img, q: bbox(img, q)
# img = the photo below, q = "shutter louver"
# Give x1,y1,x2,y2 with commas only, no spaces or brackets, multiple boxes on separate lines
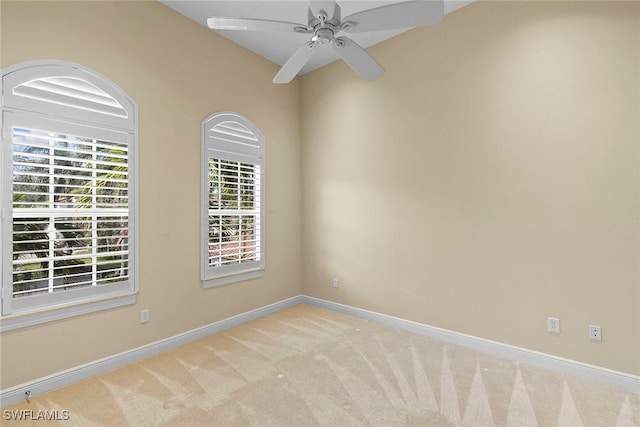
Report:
13,77,128,118
2,61,137,317
207,159,261,268
11,127,130,297
202,112,265,283
207,121,261,159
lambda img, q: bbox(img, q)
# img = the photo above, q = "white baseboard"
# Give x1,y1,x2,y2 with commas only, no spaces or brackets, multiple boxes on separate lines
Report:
301,296,640,393
2,293,637,409
0,295,304,408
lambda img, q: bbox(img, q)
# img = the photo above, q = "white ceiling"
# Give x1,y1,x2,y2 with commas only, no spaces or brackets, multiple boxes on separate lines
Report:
160,1,474,75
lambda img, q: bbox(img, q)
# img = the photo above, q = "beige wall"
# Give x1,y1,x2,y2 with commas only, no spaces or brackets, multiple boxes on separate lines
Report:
0,1,302,389
1,0,638,391
301,1,639,375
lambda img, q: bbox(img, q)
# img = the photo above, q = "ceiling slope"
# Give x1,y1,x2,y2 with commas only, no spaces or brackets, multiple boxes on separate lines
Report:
161,1,474,75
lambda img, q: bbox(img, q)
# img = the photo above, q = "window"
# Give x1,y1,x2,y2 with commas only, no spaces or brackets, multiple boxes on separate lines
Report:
201,112,264,287
1,61,137,328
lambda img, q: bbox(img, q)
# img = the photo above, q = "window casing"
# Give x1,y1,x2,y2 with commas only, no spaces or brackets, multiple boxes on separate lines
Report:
1,61,137,326
202,112,264,287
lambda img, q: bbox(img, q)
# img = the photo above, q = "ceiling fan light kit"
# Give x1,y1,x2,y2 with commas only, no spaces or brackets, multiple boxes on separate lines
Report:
207,0,445,84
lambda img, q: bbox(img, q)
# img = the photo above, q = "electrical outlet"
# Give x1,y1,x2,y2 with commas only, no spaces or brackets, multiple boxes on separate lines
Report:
589,325,602,341
332,278,339,289
547,317,560,334
140,309,150,324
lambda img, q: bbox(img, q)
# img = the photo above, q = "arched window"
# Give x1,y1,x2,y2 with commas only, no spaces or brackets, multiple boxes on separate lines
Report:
201,112,264,287
1,61,138,328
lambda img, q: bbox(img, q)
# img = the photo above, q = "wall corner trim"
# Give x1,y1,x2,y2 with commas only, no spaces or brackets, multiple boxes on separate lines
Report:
0,295,304,408
301,296,640,393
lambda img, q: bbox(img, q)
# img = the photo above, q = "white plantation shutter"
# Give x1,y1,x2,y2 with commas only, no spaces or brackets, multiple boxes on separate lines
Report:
2,61,137,318
3,63,134,128
202,112,264,286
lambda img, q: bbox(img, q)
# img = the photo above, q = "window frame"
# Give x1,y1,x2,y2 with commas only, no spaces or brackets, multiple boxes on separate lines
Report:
1,61,138,330
201,112,265,288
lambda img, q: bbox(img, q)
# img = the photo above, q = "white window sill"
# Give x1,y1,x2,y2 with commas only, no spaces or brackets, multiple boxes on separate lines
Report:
203,269,264,288
0,293,137,332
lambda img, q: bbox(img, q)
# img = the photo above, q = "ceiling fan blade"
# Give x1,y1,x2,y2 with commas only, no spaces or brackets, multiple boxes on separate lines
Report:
332,37,384,81
341,0,444,33
273,41,318,84
309,0,338,21
207,17,307,32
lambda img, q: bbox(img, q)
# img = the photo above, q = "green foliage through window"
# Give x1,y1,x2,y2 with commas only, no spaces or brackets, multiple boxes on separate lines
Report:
207,158,260,268
11,127,130,297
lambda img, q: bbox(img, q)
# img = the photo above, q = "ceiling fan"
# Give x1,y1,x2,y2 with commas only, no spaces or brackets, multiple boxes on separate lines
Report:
207,1,444,84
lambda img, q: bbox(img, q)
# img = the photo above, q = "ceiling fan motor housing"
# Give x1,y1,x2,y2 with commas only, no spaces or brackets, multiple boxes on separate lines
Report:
312,28,335,45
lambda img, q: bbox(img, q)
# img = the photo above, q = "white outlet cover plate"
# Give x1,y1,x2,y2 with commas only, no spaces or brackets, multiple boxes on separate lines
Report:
140,310,150,324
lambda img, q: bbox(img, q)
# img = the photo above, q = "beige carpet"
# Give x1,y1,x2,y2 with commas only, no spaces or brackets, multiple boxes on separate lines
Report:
3,304,639,426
